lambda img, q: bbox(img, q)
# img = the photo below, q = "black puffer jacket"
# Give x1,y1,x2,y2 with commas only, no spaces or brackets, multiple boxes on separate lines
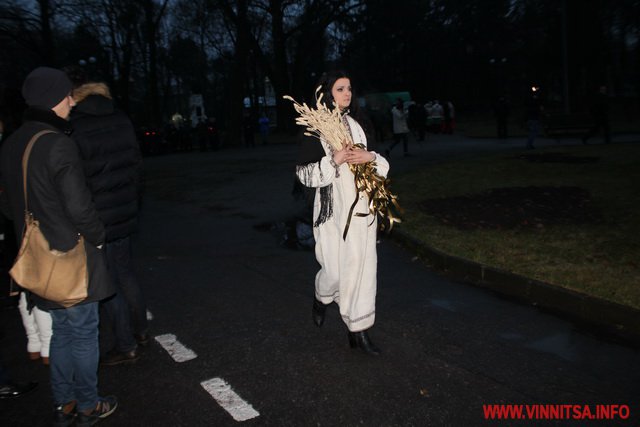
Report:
70,95,142,242
0,108,114,309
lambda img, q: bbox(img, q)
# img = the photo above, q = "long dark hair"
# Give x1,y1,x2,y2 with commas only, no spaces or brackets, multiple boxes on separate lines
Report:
315,70,377,148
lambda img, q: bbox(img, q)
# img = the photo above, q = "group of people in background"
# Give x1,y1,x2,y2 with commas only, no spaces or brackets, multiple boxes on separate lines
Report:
0,66,148,426
384,97,456,158
494,85,611,149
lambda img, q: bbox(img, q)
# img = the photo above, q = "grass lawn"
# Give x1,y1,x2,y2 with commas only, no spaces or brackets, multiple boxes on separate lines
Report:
393,143,640,310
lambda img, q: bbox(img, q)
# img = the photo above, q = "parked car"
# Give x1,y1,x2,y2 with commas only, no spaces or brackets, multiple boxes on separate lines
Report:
138,126,168,155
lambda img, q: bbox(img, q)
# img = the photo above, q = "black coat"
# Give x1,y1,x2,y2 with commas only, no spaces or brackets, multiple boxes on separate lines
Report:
0,108,114,309
70,95,142,242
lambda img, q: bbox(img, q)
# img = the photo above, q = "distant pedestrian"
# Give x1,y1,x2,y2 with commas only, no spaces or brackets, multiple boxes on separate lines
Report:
494,96,509,139
243,114,255,148
582,85,610,144
442,100,455,134
196,118,209,151
0,66,117,426
430,100,444,133
258,112,270,145
386,98,410,157
206,117,220,150
525,89,543,149
414,102,426,141
71,82,149,366
296,70,390,355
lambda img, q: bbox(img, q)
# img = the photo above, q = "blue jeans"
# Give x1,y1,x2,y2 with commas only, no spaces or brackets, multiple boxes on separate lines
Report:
104,237,148,345
50,302,99,412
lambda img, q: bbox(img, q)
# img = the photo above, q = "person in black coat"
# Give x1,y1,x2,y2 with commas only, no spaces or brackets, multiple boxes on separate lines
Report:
70,82,148,366
0,67,117,425
582,85,611,144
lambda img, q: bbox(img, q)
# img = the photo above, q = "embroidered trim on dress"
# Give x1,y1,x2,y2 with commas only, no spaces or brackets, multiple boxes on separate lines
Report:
341,310,375,325
316,290,340,299
296,162,334,227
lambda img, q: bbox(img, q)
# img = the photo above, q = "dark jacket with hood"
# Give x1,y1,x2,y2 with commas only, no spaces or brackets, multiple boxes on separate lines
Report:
70,93,142,242
0,107,114,309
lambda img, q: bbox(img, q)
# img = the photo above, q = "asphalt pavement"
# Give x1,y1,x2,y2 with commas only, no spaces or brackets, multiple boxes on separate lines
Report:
1,132,639,426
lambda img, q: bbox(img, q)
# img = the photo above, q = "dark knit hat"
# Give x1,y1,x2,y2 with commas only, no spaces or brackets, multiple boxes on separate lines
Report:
21,67,73,109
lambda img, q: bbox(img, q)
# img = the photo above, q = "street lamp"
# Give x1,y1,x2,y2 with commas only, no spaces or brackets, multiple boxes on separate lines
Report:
77,56,98,81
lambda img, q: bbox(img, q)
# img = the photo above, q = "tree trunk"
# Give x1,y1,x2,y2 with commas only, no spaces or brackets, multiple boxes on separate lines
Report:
37,0,55,64
270,0,292,131
226,0,250,146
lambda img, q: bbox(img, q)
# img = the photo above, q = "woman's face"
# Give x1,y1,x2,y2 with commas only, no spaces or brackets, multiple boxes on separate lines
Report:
331,78,352,110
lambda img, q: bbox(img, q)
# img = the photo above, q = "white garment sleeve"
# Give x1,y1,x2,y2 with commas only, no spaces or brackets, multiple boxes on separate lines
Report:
371,152,390,178
295,156,337,188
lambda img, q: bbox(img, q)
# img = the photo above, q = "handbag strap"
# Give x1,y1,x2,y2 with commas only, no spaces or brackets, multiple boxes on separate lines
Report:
21,130,56,213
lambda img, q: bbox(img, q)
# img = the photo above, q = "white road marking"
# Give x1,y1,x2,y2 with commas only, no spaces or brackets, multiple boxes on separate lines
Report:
201,377,260,422
154,333,197,362
146,310,154,320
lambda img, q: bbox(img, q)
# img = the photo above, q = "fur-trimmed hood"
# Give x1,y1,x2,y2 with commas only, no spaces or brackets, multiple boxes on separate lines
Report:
73,82,114,116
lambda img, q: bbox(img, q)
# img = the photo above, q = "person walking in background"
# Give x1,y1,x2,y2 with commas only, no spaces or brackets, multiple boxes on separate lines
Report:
70,82,149,366
582,85,611,144
243,113,255,148
414,102,426,141
429,100,443,133
296,70,390,355
386,98,410,157
196,118,209,151
494,96,510,139
525,88,543,149
258,112,270,145
442,100,455,134
0,67,117,426
206,117,220,150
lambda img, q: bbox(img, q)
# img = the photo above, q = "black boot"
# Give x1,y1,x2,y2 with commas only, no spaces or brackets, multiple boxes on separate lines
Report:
312,298,327,327
348,330,381,356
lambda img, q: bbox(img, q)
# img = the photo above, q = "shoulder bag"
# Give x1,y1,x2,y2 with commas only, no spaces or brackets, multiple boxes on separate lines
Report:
9,130,88,307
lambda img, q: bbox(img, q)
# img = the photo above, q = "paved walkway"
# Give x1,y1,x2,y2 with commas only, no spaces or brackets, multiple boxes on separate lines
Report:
1,131,638,425
377,132,640,345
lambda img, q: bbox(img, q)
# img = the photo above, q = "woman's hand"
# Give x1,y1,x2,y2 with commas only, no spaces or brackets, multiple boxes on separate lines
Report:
332,147,350,165
345,147,375,165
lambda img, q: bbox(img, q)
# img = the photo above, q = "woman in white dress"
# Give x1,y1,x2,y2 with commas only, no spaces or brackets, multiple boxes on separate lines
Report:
295,71,390,355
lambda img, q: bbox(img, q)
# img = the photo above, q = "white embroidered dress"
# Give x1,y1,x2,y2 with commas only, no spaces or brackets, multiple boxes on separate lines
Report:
296,115,390,332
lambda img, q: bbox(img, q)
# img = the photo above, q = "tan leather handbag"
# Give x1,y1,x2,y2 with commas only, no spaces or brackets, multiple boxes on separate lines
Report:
10,130,88,307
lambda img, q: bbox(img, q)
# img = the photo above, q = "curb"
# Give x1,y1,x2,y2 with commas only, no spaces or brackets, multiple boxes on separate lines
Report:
391,229,640,348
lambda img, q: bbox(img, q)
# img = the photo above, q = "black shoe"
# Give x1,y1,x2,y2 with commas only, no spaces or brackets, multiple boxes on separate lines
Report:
53,400,77,427
135,333,150,347
348,330,381,356
76,395,118,426
100,348,139,366
0,381,37,399
312,298,327,327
